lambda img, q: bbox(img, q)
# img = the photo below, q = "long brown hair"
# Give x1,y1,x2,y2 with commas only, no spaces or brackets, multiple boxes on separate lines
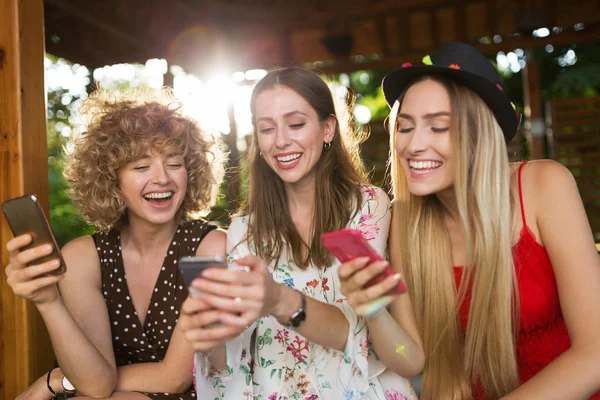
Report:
390,76,520,398
240,67,369,269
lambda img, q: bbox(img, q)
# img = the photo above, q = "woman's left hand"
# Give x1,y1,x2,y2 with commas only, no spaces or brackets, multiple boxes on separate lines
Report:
338,257,403,316
190,255,282,328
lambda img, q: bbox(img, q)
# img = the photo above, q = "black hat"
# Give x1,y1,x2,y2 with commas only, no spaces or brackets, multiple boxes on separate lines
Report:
382,42,520,142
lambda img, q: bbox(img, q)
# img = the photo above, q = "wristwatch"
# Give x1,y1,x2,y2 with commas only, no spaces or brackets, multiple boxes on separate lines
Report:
287,290,307,328
61,376,76,397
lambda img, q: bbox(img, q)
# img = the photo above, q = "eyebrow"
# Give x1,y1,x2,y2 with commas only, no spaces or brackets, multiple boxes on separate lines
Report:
137,152,183,160
257,110,308,123
398,111,451,121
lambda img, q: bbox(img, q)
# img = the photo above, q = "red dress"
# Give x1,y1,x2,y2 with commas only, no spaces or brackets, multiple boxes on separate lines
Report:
454,162,600,399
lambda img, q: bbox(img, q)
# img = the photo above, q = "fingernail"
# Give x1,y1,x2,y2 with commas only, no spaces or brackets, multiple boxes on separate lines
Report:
392,273,401,280
44,244,53,252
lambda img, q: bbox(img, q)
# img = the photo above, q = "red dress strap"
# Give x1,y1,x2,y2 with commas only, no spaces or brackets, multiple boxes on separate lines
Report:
518,161,528,227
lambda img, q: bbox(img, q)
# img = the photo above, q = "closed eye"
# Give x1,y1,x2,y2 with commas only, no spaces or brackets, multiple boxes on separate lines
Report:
133,166,149,171
259,128,274,134
398,127,414,134
290,123,305,129
431,127,449,133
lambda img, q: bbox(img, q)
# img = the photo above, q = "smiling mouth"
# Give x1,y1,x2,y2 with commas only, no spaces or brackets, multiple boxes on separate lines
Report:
408,160,443,174
143,191,174,204
276,153,302,165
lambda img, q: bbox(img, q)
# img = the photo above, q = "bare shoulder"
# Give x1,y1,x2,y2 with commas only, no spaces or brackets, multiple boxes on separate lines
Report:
60,235,102,289
513,159,574,187
62,235,97,255
510,159,576,201
195,228,227,257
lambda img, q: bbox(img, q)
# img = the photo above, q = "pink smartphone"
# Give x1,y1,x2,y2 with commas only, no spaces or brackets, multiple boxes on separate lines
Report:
321,229,406,295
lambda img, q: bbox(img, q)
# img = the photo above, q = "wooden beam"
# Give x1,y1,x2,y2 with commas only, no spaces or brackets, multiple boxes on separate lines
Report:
0,0,55,398
45,0,155,53
318,25,600,74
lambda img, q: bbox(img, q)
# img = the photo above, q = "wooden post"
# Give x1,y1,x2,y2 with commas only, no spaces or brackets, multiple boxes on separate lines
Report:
0,0,55,398
522,48,546,159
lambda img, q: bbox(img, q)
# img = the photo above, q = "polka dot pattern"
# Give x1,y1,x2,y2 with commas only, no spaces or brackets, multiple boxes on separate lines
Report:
93,220,216,399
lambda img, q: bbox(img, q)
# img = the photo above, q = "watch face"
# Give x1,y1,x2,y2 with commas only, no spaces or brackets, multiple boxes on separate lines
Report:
290,310,306,328
62,376,75,391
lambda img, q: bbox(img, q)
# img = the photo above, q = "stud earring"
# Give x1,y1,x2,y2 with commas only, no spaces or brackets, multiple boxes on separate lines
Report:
323,141,332,150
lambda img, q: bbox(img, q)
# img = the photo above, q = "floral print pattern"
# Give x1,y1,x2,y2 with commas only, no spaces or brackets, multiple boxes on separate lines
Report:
194,185,416,400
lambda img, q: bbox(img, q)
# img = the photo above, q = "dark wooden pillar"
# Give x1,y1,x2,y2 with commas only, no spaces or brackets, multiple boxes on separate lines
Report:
522,49,546,159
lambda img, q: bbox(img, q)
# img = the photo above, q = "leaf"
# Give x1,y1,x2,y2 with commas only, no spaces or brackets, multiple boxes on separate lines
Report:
264,328,272,336
240,365,251,374
246,373,252,385
322,382,332,389
270,368,277,379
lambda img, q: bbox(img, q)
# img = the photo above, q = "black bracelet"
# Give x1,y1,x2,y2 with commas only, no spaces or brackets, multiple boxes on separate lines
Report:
46,368,58,399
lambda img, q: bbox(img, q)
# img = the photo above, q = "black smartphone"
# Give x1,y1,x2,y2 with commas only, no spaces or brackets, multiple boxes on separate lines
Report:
1,194,66,275
179,255,227,294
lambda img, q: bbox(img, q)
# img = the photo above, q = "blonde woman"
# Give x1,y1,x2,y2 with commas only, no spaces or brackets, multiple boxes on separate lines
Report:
4,88,227,399
341,42,600,399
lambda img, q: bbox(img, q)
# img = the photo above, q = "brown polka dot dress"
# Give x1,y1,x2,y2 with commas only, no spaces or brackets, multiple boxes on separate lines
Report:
92,219,216,400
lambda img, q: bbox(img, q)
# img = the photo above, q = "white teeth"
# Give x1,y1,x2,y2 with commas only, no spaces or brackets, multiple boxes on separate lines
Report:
144,192,173,199
276,154,301,163
409,160,442,170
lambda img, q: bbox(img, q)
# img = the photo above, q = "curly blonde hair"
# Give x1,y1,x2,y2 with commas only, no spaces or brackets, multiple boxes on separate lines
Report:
65,87,226,231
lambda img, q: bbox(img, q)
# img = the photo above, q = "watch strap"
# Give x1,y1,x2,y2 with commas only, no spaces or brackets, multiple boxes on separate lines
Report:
288,290,307,328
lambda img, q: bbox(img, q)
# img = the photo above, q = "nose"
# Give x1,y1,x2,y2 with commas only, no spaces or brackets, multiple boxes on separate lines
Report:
405,127,430,155
274,127,292,149
151,165,170,185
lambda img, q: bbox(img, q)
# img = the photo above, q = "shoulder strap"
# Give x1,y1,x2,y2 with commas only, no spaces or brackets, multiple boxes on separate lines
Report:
518,161,528,227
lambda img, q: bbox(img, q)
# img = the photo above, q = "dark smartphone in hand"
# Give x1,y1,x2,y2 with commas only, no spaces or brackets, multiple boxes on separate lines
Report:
2,194,66,275
179,255,227,295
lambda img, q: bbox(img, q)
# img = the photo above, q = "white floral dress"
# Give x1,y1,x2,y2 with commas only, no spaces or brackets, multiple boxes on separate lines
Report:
194,185,417,400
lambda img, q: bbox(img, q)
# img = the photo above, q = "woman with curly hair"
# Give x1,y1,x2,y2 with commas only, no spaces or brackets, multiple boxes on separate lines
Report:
4,87,229,399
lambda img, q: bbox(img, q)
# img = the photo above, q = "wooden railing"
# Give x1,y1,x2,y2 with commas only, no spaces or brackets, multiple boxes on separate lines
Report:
550,96,600,242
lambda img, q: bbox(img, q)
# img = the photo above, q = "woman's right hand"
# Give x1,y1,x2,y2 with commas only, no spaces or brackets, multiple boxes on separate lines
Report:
5,234,64,304
179,295,246,352
338,257,403,316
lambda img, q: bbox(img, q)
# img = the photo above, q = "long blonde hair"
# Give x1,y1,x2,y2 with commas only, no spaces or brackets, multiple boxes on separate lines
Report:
389,76,520,399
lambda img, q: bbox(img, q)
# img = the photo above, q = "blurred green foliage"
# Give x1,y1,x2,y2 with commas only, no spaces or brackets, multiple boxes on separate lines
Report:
47,86,95,247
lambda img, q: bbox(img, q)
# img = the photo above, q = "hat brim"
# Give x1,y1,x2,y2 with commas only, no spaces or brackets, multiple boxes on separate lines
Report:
382,65,519,142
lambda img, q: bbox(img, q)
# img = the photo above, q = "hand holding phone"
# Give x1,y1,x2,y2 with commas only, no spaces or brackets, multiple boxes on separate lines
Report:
321,229,406,296
2,194,66,275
